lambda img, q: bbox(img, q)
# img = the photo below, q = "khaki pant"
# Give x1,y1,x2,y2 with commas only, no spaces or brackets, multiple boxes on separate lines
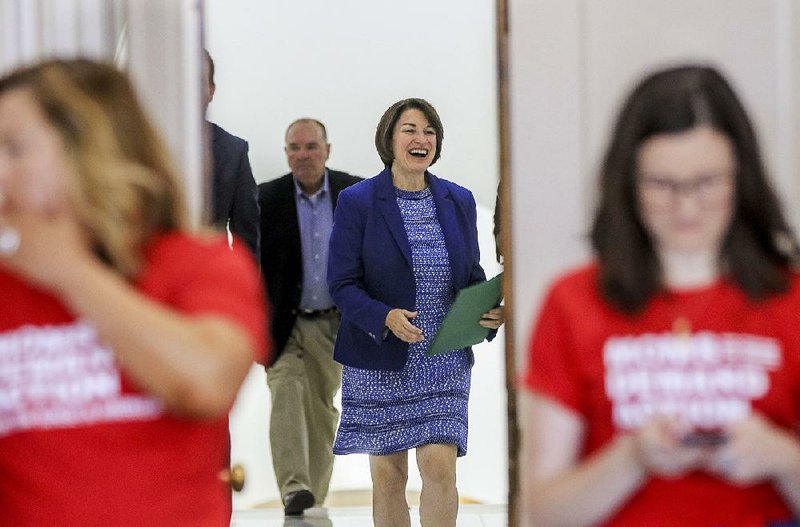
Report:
267,312,342,504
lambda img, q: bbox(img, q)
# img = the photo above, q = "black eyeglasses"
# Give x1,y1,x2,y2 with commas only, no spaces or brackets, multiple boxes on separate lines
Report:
638,172,734,209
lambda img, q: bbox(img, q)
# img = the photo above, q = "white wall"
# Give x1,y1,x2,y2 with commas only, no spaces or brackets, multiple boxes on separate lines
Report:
204,0,499,208
205,0,507,508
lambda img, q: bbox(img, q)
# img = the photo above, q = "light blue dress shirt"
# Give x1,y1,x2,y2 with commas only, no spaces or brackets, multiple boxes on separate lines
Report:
294,170,335,311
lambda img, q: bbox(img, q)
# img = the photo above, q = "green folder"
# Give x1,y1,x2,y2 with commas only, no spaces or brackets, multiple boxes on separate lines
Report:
426,272,504,356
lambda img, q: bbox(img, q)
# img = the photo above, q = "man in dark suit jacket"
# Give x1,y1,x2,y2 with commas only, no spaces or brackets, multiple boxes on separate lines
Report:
204,50,260,262
259,118,361,515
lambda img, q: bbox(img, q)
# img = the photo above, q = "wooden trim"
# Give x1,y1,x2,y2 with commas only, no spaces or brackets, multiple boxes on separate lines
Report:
495,0,517,525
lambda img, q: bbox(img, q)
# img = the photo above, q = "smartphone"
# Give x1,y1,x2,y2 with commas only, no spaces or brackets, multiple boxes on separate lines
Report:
680,430,727,447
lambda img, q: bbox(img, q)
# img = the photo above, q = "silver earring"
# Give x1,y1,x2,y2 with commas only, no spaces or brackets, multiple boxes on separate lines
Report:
0,225,20,257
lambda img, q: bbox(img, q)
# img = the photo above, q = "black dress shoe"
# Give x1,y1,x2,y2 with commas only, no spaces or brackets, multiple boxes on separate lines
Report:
284,489,315,516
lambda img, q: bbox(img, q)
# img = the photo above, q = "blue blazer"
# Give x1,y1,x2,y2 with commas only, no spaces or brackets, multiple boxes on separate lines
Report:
327,167,489,371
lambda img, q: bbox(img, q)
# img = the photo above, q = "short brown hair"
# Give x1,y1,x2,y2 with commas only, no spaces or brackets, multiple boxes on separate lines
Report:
0,59,188,277
375,98,443,167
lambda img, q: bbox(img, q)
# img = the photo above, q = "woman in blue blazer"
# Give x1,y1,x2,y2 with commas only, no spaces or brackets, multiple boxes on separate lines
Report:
327,98,503,526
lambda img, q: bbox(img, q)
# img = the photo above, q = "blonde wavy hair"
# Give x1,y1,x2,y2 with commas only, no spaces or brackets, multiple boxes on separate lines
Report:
0,58,188,277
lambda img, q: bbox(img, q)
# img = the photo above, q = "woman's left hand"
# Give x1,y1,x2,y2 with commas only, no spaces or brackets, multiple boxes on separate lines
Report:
479,305,505,329
705,412,800,485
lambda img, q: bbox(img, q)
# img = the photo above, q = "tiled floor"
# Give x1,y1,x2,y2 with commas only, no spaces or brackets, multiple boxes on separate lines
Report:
231,504,507,527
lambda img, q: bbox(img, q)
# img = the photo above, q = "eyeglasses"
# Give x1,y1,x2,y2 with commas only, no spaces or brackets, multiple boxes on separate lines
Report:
638,172,734,208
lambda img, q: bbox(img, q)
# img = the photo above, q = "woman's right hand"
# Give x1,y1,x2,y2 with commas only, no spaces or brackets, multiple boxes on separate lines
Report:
705,412,800,485
385,308,424,343
0,199,94,293
633,414,712,478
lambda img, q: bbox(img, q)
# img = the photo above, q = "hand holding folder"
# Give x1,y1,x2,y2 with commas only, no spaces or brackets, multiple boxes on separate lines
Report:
426,273,504,356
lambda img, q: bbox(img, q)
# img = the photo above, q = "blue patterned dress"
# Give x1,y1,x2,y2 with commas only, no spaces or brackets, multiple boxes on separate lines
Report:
333,186,472,457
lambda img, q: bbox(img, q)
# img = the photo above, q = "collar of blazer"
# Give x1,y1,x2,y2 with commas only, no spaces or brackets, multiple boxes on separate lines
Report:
373,167,468,288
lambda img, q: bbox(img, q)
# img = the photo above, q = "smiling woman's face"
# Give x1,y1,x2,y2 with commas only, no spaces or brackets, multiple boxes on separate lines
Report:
391,108,437,177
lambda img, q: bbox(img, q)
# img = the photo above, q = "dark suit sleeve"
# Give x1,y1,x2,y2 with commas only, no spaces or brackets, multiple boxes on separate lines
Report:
228,141,261,265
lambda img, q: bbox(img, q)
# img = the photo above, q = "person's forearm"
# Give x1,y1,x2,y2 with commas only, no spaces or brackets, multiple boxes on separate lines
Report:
524,435,647,527
56,257,253,418
775,437,800,518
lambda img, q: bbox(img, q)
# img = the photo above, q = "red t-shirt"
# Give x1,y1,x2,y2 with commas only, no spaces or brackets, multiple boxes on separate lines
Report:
525,264,800,526
0,232,268,527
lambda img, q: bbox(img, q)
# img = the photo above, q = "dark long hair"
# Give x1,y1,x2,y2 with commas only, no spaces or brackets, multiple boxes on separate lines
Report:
590,64,799,314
